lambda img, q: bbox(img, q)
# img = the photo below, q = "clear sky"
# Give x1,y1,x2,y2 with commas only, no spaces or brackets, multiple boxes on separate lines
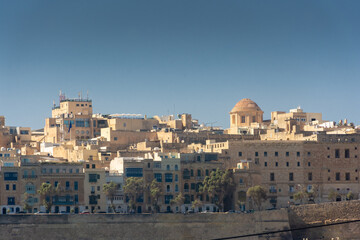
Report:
1,0,359,130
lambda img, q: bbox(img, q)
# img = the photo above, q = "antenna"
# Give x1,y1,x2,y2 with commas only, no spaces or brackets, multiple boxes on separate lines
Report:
87,90,89,100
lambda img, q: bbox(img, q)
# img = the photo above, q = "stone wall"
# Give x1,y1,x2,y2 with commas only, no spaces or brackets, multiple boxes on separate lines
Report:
0,210,291,240
289,200,360,240
3,201,360,240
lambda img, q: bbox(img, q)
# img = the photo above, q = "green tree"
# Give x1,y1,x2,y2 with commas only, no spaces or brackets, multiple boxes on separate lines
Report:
103,181,118,213
124,177,145,212
170,193,184,213
191,199,202,212
246,185,267,211
22,193,31,213
149,179,162,213
200,168,235,212
328,189,340,202
37,182,59,213
293,191,308,204
347,191,354,201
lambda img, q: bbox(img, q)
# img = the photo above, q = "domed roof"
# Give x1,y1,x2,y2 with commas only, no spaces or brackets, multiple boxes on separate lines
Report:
230,98,262,113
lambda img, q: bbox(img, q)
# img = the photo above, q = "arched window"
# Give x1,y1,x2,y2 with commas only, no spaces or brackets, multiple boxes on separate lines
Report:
197,169,201,177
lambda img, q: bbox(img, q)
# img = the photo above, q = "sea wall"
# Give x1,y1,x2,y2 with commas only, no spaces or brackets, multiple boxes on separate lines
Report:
0,210,290,240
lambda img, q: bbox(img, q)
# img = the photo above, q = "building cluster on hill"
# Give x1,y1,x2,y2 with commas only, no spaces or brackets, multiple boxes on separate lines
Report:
0,93,359,214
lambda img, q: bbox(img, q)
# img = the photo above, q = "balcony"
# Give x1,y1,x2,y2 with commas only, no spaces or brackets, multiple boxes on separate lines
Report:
23,175,37,179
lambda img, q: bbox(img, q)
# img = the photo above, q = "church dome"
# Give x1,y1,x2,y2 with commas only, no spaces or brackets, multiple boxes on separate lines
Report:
230,98,262,113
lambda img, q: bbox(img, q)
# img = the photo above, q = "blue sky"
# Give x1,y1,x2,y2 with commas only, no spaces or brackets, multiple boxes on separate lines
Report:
1,0,359,129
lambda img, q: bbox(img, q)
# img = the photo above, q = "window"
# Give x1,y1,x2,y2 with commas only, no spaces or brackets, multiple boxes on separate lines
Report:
6,184,9,190
175,185,179,192
97,186,100,191
336,172,340,181
205,170,209,176
264,162,267,167
125,168,143,177
286,162,289,167
4,172,18,181
241,116,245,123
175,174,178,182
289,173,294,181
275,152,278,157
197,169,201,176
275,162,278,167
191,183,195,190
255,152,258,157
307,152,311,156
289,185,295,193
165,173,173,182
26,183,35,194
74,181,78,191
335,149,340,158
114,137,118,141
346,172,350,181
264,152,268,157
297,162,300,167
166,165,170,171
89,174,98,182
238,152,242,157
190,169,194,177
166,185,170,192
92,164,95,169
345,149,350,158
164,195,173,204
54,181,58,188
297,152,300,157
175,165,178,171
154,173,162,182
8,197,15,205
154,162,161,168
270,173,275,181
286,152,289,157
308,173,312,181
